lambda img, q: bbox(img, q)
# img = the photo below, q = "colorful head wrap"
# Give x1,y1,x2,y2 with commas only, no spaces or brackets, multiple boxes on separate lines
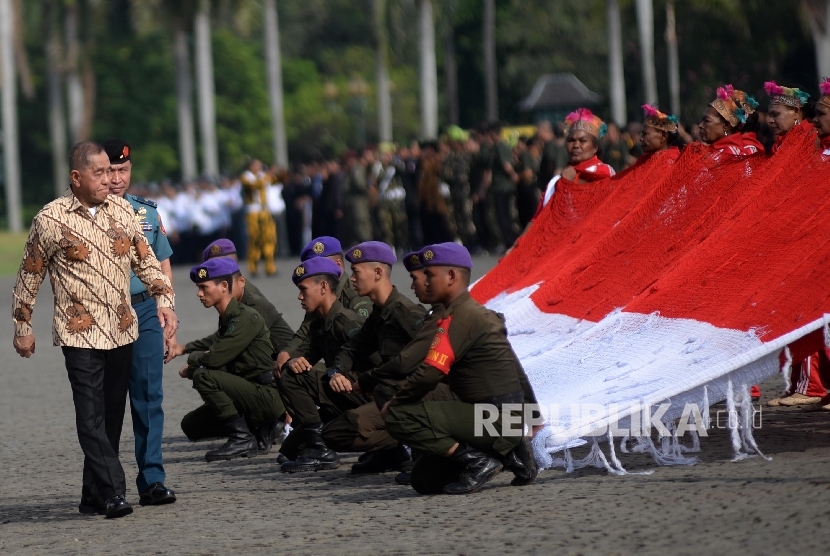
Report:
564,108,607,139
764,81,809,109
819,78,830,109
641,104,679,133
710,84,752,128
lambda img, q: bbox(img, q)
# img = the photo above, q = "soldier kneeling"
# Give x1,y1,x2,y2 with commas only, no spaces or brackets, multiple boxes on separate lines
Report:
167,258,285,462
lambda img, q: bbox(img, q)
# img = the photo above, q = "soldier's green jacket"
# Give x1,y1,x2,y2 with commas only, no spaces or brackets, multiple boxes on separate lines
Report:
282,273,372,355
389,292,537,407
239,286,294,355
334,286,427,375
357,306,437,392
288,300,366,372
491,140,516,194
184,297,273,382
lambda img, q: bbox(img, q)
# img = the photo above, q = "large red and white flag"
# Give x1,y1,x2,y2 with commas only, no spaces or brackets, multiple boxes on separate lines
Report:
472,125,830,470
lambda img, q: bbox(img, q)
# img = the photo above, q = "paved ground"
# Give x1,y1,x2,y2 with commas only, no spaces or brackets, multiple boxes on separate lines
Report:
2,256,830,555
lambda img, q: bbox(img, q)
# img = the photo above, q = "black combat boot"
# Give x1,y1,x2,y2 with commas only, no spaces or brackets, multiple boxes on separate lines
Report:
280,423,340,473
501,436,539,486
394,448,420,485
253,419,277,455
351,444,411,474
442,443,502,495
205,414,260,462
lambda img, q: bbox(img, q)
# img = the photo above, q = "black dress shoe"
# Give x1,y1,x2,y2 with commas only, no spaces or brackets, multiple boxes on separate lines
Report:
443,443,502,495
105,495,133,519
351,445,412,474
139,483,177,506
280,423,339,473
502,437,539,486
78,494,106,516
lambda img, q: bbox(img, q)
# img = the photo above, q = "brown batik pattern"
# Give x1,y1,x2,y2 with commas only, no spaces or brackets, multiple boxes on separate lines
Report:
11,191,174,349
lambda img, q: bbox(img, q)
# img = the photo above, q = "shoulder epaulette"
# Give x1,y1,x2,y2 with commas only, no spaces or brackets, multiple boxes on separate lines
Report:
130,195,157,208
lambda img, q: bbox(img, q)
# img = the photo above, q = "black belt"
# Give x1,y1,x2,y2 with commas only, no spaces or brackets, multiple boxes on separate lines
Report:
131,291,151,306
255,371,276,385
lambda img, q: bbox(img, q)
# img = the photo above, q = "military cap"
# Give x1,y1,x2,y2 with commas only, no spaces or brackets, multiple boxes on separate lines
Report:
292,257,343,286
346,241,397,266
403,250,424,272
101,138,131,164
203,238,237,261
420,242,473,270
190,257,240,283
300,236,343,261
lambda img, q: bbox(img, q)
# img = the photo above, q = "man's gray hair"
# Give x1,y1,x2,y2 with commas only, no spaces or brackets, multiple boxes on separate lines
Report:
68,141,106,172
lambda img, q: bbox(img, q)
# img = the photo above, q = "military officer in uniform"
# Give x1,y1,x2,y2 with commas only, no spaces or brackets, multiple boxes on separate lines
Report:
441,126,476,247
320,241,427,474
278,257,371,472
175,238,294,451
241,160,277,276
166,258,285,462
102,139,176,507
275,236,372,372
383,243,539,495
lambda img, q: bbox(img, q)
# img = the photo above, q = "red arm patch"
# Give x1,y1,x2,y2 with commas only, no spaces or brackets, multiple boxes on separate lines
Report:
424,316,455,374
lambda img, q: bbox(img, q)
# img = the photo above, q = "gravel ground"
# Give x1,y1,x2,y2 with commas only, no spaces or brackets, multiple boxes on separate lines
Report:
2,256,829,555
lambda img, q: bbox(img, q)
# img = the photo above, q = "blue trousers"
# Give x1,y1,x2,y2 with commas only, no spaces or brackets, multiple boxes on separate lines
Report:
130,297,166,492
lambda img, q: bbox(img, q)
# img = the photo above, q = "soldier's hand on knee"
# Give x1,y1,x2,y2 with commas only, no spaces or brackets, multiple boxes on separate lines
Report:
329,373,353,393
275,350,291,370
287,357,312,374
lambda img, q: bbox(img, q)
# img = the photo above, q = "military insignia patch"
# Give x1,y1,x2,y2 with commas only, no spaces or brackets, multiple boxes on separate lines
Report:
352,248,363,260
358,308,369,318
423,250,434,261
313,242,325,254
295,266,306,277
210,245,222,255
121,145,130,159
198,268,208,279
409,254,420,266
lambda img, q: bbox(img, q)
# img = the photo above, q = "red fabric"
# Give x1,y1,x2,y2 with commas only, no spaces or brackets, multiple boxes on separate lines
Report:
792,352,828,397
424,316,455,374
772,121,814,153
820,135,830,151
741,132,765,155
472,123,830,351
573,156,613,182
711,133,745,155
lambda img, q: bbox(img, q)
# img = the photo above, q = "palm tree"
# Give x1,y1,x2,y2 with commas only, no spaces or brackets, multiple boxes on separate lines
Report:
263,0,288,165
606,0,627,126
374,0,393,142
665,0,680,116
194,0,219,177
418,0,438,138
635,0,658,105
483,0,497,121
436,0,460,125
43,0,69,197
0,0,22,231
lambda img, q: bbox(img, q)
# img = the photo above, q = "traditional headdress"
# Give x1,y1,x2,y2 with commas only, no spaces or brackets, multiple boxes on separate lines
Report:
564,108,607,139
710,84,748,128
818,78,830,109
641,104,679,133
764,81,810,108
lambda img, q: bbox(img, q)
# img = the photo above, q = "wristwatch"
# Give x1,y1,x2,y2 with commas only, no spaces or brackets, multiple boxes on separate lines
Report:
326,367,341,379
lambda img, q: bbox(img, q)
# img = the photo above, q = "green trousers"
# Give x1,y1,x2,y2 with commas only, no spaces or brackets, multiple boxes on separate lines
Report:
386,400,521,458
182,369,285,438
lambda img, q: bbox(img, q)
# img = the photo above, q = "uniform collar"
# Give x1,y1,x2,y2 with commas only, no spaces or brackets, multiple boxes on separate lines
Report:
379,286,402,319
436,291,471,315
220,297,242,323
336,272,350,298
64,189,110,215
322,299,345,331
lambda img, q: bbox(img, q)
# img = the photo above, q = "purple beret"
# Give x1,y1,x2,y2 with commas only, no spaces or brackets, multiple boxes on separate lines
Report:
403,251,424,272
301,236,343,261
203,238,237,261
292,257,343,286
420,242,473,270
190,257,240,283
345,241,397,266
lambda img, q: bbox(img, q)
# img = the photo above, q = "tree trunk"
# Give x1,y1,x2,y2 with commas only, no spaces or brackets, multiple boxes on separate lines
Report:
174,22,198,181
483,0,497,121
195,0,219,177
635,0,658,106
374,0,393,143
418,0,438,138
808,0,830,81
0,0,22,231
665,1,680,116
263,0,289,166
443,19,459,125
12,0,34,101
606,0,627,126
45,0,68,197
64,2,85,143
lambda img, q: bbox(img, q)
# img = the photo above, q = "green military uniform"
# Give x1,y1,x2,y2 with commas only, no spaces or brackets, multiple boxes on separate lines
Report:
442,149,476,246
181,285,293,440
472,141,503,250
279,300,370,429
516,149,541,229
385,292,538,490
491,139,520,247
601,138,629,173
344,164,373,246
377,165,409,251
180,298,285,441
321,287,427,454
